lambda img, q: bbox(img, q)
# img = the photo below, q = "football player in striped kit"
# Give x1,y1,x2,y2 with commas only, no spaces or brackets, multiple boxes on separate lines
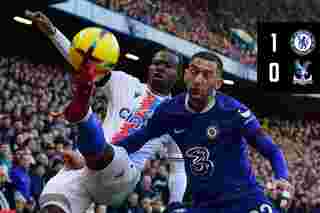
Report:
28,11,187,213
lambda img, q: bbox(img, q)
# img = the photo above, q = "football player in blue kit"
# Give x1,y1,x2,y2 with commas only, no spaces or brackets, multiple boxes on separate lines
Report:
113,51,294,213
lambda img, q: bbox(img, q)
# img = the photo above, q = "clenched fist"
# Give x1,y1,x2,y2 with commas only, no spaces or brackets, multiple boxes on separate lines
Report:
63,150,86,170
266,179,295,210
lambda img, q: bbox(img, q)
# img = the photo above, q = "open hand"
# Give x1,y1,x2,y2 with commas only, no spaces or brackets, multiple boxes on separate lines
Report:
25,10,56,36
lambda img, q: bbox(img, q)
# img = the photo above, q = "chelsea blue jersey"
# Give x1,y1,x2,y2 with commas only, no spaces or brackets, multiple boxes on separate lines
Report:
118,92,288,207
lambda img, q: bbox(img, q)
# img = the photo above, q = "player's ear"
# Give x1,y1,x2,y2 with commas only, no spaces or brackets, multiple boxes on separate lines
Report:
184,67,192,82
213,79,223,90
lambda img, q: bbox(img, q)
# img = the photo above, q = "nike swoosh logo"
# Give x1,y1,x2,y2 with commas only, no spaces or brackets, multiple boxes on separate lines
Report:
174,129,185,134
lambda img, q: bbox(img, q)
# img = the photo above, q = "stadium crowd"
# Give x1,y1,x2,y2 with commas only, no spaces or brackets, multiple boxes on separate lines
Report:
0,55,319,213
96,0,257,67
95,0,320,68
0,56,74,212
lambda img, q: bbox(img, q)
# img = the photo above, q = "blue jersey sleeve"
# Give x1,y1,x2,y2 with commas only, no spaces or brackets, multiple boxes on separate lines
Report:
238,104,289,180
115,103,168,154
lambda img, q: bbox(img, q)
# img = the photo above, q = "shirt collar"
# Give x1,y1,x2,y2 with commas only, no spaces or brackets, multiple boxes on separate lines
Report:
185,90,216,113
146,85,171,99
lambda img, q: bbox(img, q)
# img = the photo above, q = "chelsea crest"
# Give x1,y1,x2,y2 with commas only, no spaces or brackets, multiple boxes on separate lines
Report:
207,126,218,141
290,30,315,56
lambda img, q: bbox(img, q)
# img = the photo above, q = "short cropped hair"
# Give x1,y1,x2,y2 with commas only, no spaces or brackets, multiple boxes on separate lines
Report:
191,51,223,78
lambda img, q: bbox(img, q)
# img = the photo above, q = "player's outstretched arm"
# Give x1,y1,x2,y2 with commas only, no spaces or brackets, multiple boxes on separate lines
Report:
237,104,288,179
115,103,168,154
26,10,146,115
239,105,294,209
25,10,72,66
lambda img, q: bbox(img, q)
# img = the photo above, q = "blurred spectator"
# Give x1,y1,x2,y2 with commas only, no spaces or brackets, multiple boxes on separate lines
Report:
142,172,153,195
0,164,15,209
34,153,49,169
150,197,165,213
0,116,16,147
54,136,66,155
10,148,34,211
0,144,12,173
141,195,153,213
0,146,13,209
151,164,169,203
121,192,144,213
30,163,46,209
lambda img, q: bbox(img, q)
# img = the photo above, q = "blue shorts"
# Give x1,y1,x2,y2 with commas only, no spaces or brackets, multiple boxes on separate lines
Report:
187,194,279,213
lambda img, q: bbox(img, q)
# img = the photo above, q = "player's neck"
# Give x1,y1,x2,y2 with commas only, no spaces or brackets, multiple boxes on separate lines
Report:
148,85,170,97
186,90,216,113
188,99,208,112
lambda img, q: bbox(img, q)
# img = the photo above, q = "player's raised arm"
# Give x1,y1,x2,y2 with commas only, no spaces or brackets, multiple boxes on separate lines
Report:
25,10,72,66
26,10,145,110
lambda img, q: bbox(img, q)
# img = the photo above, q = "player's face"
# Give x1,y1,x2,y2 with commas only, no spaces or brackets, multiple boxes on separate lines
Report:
56,143,64,153
148,61,177,93
128,193,139,206
21,154,33,169
141,197,152,210
184,57,223,101
36,165,46,177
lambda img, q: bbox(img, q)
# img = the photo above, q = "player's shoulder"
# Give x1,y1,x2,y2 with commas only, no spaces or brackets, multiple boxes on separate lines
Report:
111,70,142,84
164,93,186,108
156,93,186,113
216,92,252,117
216,92,242,110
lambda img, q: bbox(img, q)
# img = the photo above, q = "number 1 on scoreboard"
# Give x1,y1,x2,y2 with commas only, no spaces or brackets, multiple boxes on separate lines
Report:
271,33,277,53
269,33,280,82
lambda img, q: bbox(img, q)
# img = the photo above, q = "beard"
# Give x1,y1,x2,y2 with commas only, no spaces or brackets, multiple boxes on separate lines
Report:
150,78,173,95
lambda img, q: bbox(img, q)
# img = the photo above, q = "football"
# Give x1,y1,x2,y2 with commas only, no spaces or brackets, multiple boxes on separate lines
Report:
69,27,120,81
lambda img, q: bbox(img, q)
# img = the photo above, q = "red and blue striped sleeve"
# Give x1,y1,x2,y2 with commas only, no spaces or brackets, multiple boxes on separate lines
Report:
115,103,167,154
